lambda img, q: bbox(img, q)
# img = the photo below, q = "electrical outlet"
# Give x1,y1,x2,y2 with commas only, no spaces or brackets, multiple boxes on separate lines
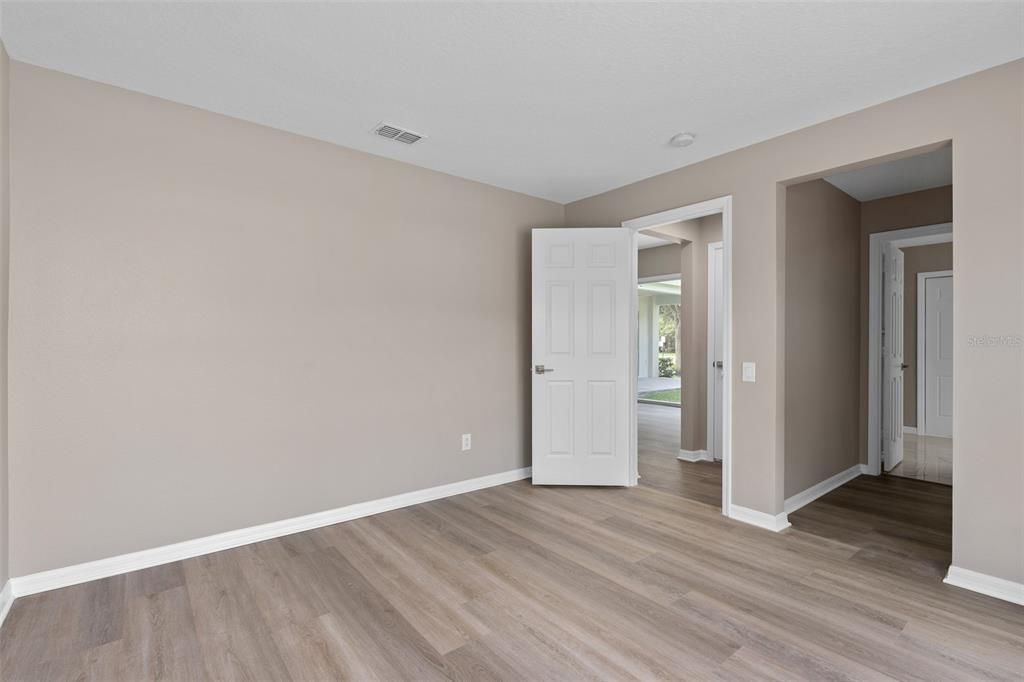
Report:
461,433,472,451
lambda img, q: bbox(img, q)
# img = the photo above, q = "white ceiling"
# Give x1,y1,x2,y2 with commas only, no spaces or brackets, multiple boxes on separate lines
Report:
825,146,952,202
3,2,1021,203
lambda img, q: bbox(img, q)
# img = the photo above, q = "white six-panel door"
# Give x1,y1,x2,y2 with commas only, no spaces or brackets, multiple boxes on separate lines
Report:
882,244,905,471
531,228,633,486
922,274,953,437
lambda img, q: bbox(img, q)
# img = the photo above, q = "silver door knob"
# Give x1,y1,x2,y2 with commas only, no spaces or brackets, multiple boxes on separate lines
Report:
534,365,555,374
712,361,723,369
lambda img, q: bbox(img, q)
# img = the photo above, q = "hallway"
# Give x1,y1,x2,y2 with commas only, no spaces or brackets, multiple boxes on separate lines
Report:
637,402,957,582
638,402,721,508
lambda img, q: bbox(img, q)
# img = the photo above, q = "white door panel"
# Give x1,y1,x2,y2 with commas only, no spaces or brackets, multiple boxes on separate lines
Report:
532,228,633,486
588,381,616,455
882,245,905,471
923,275,953,437
546,381,574,454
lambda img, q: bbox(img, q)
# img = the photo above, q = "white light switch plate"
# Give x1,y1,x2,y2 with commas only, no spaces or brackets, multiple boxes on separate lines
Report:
742,362,756,383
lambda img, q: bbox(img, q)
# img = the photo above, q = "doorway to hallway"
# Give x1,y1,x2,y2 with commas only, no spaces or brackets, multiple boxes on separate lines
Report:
626,197,732,513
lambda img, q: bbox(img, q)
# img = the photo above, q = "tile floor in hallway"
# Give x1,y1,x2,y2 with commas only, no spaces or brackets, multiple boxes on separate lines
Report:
889,431,952,485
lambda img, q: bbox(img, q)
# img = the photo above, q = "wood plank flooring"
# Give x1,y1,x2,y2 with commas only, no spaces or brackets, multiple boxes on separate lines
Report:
638,402,722,508
2,407,1021,680
637,401,682,458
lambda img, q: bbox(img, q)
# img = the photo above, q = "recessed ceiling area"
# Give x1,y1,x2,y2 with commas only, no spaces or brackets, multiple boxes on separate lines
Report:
825,146,953,202
3,2,1020,203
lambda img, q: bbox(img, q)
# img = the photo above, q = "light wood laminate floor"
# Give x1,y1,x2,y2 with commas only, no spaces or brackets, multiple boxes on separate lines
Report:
636,400,681,458
638,402,722,508
2,407,1020,680
889,432,953,485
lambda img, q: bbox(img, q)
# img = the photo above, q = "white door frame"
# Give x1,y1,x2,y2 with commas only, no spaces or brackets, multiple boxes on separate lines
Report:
706,241,724,463
917,269,953,436
867,223,951,474
623,196,733,515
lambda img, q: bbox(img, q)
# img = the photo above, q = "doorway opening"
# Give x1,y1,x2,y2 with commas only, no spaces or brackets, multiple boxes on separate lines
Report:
779,144,954,517
779,143,954,588
870,225,953,485
625,197,732,513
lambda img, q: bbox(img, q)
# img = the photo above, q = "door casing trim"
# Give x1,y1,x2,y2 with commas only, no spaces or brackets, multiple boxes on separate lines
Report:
623,196,733,516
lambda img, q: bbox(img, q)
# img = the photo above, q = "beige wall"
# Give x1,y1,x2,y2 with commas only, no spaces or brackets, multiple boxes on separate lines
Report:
638,243,681,279
8,63,563,576
784,180,860,497
860,185,953,234
566,61,1023,584
902,243,954,428
858,186,953,455
0,44,9,587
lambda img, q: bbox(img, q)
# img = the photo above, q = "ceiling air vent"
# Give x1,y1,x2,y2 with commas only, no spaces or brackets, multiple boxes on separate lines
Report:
373,122,425,145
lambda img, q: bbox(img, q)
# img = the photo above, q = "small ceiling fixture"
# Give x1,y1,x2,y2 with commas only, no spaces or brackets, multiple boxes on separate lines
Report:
669,132,696,148
373,122,425,145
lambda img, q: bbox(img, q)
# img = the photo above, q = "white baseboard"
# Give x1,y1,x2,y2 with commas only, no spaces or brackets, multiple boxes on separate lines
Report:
9,466,532,599
784,464,863,514
678,449,710,462
903,426,918,435
728,504,791,532
859,463,872,475
944,566,1024,605
0,580,13,630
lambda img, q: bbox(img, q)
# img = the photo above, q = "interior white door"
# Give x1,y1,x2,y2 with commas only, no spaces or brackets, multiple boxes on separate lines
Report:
531,228,633,486
882,244,905,471
707,242,724,462
923,275,953,437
